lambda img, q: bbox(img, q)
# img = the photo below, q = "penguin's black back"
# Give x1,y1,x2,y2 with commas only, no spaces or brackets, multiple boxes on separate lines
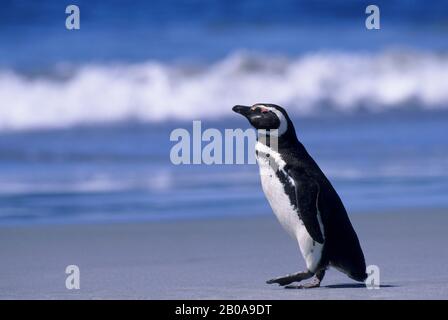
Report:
277,133,367,281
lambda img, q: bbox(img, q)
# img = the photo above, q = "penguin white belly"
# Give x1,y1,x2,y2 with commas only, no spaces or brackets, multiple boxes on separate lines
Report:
256,150,324,272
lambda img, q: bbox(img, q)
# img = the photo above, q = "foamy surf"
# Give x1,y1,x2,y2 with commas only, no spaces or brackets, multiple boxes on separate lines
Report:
1,50,448,131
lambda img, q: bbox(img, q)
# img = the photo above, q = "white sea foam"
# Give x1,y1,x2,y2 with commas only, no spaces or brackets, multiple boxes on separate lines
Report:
1,50,448,131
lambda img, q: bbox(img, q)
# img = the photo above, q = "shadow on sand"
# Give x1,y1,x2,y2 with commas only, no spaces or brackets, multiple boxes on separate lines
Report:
324,283,396,289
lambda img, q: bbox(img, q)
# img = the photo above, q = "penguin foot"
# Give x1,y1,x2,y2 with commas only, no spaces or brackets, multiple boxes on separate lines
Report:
284,278,321,289
284,269,325,289
266,271,313,286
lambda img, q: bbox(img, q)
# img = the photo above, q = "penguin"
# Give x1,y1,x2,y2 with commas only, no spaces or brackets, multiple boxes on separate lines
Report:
232,103,367,289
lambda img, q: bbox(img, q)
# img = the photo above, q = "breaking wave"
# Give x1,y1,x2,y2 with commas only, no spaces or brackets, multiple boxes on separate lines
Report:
1,50,448,131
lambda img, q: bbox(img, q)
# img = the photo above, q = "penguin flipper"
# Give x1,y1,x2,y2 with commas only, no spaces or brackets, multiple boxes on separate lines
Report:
292,176,324,244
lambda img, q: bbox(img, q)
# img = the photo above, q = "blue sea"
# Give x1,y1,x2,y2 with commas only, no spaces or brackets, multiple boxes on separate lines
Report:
0,0,447,225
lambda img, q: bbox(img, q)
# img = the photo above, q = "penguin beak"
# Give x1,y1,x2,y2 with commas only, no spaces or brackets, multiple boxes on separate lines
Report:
232,105,251,118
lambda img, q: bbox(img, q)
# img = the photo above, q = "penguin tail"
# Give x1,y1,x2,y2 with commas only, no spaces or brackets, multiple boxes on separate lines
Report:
348,271,368,282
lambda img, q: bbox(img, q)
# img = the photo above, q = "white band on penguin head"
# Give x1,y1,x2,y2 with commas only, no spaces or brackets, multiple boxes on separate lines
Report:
258,105,288,137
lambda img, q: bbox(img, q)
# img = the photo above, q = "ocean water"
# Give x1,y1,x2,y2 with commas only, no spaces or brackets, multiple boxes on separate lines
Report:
0,0,447,225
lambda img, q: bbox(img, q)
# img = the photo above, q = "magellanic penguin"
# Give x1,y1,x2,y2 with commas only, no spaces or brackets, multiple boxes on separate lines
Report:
232,103,367,289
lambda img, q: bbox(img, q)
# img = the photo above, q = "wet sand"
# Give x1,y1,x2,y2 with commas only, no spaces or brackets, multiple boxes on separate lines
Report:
1,210,447,299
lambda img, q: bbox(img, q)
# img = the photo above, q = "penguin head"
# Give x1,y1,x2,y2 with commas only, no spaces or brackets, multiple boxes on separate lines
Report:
232,103,291,136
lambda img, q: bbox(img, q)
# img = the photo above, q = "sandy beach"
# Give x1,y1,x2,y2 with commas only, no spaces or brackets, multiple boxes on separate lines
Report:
2,0,448,303
1,210,447,299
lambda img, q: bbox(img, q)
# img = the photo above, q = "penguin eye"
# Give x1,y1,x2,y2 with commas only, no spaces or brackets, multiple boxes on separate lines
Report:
251,106,269,113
